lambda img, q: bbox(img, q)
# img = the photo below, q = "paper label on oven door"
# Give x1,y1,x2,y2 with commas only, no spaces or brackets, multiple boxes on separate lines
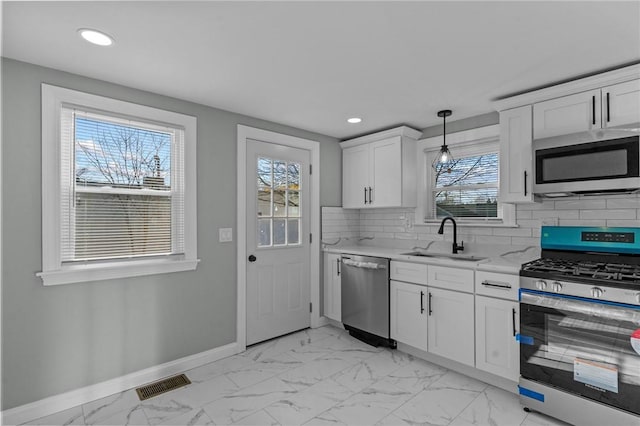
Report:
631,329,640,356
574,358,618,393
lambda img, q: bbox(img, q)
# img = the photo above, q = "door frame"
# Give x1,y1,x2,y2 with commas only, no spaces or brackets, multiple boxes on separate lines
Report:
236,125,322,352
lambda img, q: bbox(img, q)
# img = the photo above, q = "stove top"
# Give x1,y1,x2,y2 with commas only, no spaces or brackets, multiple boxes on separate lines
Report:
521,257,640,290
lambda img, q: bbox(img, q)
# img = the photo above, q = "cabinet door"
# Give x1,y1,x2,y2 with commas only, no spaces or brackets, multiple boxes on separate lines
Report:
603,79,640,130
390,280,428,351
370,136,402,207
499,106,535,203
533,89,601,139
475,296,519,382
323,253,341,321
427,288,475,366
342,144,370,208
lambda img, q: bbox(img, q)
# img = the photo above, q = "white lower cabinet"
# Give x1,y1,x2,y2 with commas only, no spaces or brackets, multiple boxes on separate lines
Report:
323,253,341,322
475,295,520,382
390,261,475,367
390,280,428,352
427,287,475,367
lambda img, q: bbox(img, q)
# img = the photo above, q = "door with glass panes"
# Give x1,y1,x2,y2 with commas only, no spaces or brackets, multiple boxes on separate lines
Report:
246,139,310,345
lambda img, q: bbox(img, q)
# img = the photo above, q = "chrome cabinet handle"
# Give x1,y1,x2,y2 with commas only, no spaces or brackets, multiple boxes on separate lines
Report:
481,280,512,290
592,95,596,125
336,258,340,276
420,291,425,314
524,171,528,196
363,187,368,204
428,292,433,316
606,92,610,123
512,308,517,337
368,187,372,204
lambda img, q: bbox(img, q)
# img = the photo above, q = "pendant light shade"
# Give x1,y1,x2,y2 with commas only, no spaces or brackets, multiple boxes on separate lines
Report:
432,109,454,172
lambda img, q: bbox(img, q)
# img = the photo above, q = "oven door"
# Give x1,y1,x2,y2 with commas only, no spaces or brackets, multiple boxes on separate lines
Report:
519,289,640,415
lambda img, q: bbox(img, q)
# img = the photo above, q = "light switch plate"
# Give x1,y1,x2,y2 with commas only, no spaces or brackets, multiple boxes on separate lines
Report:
219,228,233,242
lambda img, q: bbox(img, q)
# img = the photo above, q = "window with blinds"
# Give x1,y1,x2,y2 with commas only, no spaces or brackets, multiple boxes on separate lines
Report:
426,141,501,220
60,107,185,262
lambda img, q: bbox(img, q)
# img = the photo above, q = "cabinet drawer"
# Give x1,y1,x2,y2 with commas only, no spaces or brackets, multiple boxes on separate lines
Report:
390,261,428,285
475,271,519,301
428,266,474,293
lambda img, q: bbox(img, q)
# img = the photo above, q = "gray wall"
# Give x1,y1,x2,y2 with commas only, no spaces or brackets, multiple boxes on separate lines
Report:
1,58,342,410
419,111,498,138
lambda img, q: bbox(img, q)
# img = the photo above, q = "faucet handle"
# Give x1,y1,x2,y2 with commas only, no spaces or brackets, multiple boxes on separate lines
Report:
457,241,464,252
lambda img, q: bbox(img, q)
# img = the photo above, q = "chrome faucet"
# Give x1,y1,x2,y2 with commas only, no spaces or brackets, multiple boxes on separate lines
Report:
438,216,464,254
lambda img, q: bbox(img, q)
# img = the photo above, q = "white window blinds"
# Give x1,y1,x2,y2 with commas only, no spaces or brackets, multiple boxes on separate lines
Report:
59,106,185,262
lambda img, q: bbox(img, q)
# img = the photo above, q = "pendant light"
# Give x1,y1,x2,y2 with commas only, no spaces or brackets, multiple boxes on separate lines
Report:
432,109,454,172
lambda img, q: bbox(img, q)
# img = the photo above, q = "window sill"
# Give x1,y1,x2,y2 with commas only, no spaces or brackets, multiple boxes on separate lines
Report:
418,220,519,228
37,257,200,286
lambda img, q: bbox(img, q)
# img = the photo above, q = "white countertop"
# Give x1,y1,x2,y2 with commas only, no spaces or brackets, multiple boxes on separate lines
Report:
323,243,540,274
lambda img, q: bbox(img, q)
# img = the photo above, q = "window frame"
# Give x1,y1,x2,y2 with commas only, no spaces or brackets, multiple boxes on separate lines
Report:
39,84,198,286
416,125,516,227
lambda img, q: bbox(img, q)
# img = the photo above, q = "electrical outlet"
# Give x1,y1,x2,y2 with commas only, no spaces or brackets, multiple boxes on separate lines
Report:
219,228,233,242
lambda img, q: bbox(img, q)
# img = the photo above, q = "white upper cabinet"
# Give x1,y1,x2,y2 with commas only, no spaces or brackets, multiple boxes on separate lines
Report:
499,105,535,203
533,79,640,139
494,64,639,204
341,126,421,209
603,79,640,130
534,89,601,139
342,144,370,209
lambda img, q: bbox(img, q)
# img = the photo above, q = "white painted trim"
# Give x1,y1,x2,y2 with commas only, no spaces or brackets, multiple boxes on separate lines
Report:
1,342,240,426
339,125,422,148
415,124,517,227
236,125,322,350
39,84,198,285
493,63,640,111
37,259,200,286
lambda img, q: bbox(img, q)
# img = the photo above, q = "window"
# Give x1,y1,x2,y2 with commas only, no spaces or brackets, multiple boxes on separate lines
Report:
39,84,197,285
256,157,301,247
418,125,515,225
430,148,499,219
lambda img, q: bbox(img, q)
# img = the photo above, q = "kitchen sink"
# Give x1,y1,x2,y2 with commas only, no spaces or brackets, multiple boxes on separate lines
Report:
400,252,487,262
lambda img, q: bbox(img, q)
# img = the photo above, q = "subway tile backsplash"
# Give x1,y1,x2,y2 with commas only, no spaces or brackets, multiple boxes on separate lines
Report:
322,193,640,248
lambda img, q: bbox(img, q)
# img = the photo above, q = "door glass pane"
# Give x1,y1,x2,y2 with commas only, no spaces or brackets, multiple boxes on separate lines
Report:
273,189,286,217
288,163,300,189
273,219,286,245
258,219,271,247
256,156,302,247
288,190,300,217
287,219,299,244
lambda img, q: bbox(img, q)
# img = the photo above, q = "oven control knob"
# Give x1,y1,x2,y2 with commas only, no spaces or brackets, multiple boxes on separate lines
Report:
535,280,547,291
552,282,563,293
591,287,604,298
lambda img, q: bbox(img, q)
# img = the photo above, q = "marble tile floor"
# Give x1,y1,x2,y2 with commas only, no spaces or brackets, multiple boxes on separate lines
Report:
21,325,569,426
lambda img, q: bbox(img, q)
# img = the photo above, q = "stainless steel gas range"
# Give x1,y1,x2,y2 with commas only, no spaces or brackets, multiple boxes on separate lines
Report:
518,226,640,426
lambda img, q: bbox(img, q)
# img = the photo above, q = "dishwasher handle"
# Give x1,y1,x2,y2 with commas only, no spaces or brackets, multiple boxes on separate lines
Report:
342,258,387,270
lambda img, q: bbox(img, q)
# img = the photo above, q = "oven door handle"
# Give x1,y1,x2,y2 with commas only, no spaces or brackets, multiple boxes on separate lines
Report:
520,290,639,318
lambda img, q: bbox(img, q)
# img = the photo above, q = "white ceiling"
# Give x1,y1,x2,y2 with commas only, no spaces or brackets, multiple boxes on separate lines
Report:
3,1,639,139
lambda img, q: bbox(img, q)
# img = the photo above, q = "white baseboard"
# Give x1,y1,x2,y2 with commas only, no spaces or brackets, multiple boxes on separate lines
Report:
1,342,240,426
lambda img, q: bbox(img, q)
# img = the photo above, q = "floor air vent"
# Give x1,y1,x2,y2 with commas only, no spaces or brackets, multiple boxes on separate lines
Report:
135,374,191,400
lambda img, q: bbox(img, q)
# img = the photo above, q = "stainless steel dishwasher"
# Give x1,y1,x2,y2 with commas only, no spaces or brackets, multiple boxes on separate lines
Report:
340,254,395,348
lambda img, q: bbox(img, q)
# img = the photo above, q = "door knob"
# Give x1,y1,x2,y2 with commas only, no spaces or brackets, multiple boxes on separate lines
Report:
248,254,257,262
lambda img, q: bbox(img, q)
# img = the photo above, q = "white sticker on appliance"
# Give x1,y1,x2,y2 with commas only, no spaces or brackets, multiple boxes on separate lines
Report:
631,329,640,356
574,358,618,393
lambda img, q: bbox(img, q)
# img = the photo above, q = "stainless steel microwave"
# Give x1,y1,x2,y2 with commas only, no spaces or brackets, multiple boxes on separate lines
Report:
533,130,640,197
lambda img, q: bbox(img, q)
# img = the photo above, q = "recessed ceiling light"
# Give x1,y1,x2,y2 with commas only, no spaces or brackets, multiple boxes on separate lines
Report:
78,28,114,46
347,117,362,124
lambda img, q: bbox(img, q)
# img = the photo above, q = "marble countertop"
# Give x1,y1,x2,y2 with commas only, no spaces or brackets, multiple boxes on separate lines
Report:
323,243,540,274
